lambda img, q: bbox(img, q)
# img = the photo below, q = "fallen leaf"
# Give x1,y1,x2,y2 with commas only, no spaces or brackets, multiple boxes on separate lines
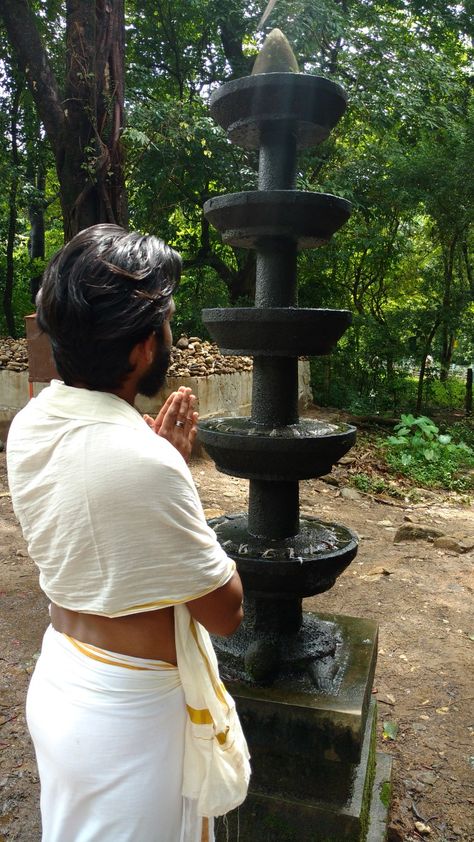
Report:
382,721,398,741
436,706,449,715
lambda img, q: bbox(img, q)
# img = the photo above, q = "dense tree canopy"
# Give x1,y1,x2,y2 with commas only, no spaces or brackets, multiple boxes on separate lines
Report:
0,0,472,412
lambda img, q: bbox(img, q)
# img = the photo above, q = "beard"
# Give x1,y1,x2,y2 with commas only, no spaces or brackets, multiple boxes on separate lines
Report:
137,344,171,398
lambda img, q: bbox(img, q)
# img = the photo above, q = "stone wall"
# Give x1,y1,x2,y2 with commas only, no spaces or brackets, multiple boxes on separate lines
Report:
0,362,312,440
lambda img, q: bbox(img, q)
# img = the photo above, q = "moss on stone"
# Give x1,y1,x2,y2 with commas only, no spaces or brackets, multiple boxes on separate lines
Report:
358,704,378,841
379,780,391,809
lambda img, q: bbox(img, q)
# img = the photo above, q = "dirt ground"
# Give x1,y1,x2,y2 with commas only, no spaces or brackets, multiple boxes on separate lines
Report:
1,415,473,842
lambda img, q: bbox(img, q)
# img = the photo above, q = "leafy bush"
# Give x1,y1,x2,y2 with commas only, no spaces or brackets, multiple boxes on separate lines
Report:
423,378,465,412
384,414,474,491
444,419,474,450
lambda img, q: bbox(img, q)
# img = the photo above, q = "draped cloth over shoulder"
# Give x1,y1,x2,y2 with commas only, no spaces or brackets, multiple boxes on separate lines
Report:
175,605,251,817
7,381,236,617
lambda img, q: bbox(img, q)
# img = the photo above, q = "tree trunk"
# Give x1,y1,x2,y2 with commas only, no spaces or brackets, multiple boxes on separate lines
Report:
0,0,127,241
440,331,456,383
416,319,440,413
184,216,256,303
28,164,46,262
28,158,46,305
466,368,473,417
218,13,253,79
60,0,127,237
439,237,457,382
4,84,22,338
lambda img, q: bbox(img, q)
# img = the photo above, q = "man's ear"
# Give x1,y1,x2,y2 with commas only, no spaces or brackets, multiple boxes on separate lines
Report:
131,332,155,367
143,332,155,363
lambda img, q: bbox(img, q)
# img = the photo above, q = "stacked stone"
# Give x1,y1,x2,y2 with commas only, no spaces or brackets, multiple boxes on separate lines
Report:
0,337,29,372
169,336,252,378
0,335,252,378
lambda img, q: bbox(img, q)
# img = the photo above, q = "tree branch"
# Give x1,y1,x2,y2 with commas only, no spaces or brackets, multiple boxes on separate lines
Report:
0,0,64,154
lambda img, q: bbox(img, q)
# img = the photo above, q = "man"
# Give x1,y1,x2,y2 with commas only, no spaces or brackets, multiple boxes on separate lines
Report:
7,224,243,841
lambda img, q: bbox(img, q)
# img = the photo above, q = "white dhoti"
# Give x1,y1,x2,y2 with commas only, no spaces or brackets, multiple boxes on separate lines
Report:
27,625,212,842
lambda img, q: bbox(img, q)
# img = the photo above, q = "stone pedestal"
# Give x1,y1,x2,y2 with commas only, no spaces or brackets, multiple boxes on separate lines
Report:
215,614,392,842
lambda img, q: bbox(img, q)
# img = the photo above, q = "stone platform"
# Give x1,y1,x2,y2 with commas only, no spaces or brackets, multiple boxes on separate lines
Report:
215,613,392,842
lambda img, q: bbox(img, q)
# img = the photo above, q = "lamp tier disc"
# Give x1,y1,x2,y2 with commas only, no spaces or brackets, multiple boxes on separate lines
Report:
209,73,347,150
202,307,352,356
209,513,358,597
203,191,351,249
198,417,356,481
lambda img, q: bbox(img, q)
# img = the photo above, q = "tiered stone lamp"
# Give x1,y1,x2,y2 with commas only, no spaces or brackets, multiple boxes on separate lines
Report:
198,30,391,842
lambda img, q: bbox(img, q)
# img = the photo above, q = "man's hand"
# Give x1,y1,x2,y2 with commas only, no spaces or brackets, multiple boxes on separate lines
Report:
144,386,198,462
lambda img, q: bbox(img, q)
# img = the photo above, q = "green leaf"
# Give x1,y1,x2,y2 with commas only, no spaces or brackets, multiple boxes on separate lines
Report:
387,436,406,446
382,721,398,741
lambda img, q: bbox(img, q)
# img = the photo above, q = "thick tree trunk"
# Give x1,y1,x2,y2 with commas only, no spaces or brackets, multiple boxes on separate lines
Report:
60,0,127,237
0,0,127,242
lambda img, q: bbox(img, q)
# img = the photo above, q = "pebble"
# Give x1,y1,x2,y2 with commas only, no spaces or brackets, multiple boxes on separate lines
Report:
341,487,363,501
393,524,445,543
434,536,474,554
415,770,437,785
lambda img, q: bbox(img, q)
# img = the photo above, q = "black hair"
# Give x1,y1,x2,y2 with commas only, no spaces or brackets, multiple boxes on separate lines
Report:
36,224,181,390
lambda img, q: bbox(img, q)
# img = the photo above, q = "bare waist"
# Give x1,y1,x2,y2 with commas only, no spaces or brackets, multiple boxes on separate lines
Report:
50,603,177,664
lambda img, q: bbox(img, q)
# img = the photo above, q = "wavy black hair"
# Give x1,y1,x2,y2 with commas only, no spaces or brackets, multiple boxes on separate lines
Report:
36,224,181,390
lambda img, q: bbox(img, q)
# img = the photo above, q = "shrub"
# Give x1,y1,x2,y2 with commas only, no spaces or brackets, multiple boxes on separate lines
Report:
384,414,474,491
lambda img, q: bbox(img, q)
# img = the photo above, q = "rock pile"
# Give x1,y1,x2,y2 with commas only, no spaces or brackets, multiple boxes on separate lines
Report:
0,337,29,372
0,335,252,378
168,336,252,378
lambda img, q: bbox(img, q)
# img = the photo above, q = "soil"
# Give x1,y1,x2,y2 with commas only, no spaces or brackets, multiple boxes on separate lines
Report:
1,411,473,842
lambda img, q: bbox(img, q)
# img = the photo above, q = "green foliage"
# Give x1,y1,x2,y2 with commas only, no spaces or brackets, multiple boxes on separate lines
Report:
384,414,474,490
447,419,474,451
173,267,230,339
351,473,387,495
1,0,473,373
